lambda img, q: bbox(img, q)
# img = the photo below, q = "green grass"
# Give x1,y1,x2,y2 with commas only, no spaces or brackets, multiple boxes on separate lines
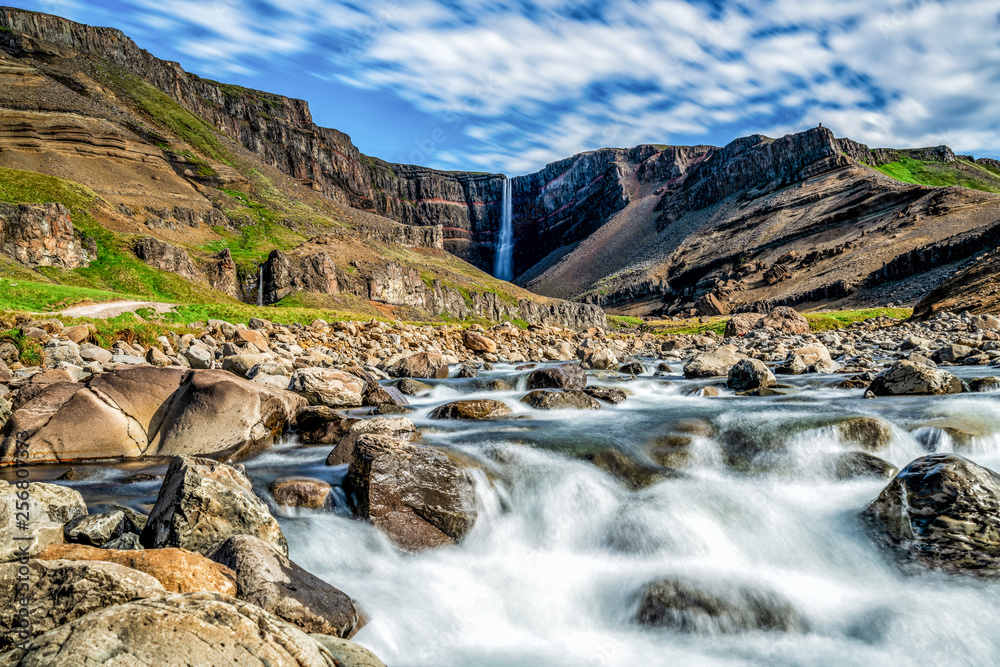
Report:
608,315,644,329
803,308,912,331
874,157,1000,194
0,277,145,312
0,328,43,366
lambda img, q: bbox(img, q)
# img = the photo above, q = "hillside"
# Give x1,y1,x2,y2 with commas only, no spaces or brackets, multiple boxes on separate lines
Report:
0,7,604,329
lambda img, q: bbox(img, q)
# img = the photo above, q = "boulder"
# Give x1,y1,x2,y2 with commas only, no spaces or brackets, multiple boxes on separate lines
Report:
831,452,898,480
183,345,212,369
684,348,741,379
0,480,85,562
395,378,433,395
835,417,893,451
724,313,763,337
774,353,808,375
361,382,409,408
0,367,306,465
235,328,270,351
384,352,449,379
969,377,1000,393
727,359,776,391
581,449,677,490
865,360,963,396
141,456,287,556
288,368,365,408
269,477,333,509
37,543,237,595
309,635,387,667
222,353,273,378
860,454,1000,576
463,331,497,353
0,559,165,649
618,361,644,375
208,535,362,638
972,313,1000,331
42,340,82,368
293,406,360,445
0,592,340,666
526,364,587,390
429,399,512,420
583,386,628,404
345,434,479,551
756,307,809,334
326,417,420,466
63,509,142,547
793,344,839,373
520,390,601,410
635,578,808,633
581,348,619,370
933,344,974,364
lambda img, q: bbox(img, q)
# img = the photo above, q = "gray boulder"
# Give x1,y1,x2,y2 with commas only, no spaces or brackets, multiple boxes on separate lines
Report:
63,509,142,547
865,360,963,396
288,368,365,408
526,364,587,390
208,535,363,638
684,348,741,379
0,592,341,666
727,359,776,391
520,390,601,410
0,481,86,562
0,559,164,648
142,456,287,556
860,454,1000,576
326,417,420,466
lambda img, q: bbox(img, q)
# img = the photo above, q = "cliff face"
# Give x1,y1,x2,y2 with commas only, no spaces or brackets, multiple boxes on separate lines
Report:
0,203,88,268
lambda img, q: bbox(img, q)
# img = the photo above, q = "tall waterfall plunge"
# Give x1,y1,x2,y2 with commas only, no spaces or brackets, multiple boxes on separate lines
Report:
494,176,514,281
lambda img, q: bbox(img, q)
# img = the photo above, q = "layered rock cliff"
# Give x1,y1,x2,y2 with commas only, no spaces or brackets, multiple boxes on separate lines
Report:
0,202,88,268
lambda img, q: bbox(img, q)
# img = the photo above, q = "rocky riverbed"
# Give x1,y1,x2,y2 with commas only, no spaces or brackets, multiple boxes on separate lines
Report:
3,306,1000,664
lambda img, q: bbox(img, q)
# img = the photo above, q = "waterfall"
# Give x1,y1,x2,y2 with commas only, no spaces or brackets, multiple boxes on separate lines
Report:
257,265,264,307
494,175,514,281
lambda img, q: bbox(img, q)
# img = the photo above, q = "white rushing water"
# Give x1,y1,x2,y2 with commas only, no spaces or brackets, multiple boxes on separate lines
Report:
267,366,1000,667
54,364,1000,666
494,176,514,281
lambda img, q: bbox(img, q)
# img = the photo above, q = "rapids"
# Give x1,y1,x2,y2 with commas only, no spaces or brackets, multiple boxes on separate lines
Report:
32,362,1000,666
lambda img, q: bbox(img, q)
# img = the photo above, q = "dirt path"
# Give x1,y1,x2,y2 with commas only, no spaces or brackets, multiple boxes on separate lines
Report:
48,300,178,319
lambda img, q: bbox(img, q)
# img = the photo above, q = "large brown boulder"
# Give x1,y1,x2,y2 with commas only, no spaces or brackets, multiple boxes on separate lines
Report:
141,456,287,556
756,306,809,334
865,360,963,396
0,592,341,666
860,454,1000,576
37,543,237,595
345,434,480,551
429,399,512,420
0,559,165,649
208,535,363,638
288,368,365,408
384,352,449,379
294,406,360,445
0,367,306,465
526,364,587,390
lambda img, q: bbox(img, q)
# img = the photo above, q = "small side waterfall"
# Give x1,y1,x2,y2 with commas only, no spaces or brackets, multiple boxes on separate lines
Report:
257,265,264,307
494,175,514,281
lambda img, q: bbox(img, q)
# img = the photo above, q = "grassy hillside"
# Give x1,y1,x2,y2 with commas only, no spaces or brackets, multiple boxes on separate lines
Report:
873,157,1000,194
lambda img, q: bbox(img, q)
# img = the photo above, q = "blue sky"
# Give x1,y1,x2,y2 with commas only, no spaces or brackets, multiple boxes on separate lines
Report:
14,0,1000,174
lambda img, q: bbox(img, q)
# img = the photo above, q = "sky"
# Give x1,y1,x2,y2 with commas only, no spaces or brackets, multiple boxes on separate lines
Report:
12,0,1000,174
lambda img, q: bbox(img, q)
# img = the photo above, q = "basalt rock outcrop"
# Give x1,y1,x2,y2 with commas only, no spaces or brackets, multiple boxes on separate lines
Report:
0,203,88,268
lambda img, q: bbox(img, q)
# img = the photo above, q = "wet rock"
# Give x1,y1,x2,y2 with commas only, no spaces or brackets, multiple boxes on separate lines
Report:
429,399,512,420
103,532,144,550
384,351,449,379
1,592,341,666
646,419,715,469
520,389,601,410
394,378,433,395
635,578,808,633
619,361,644,375
860,454,1000,576
344,434,480,551
0,367,306,465
727,358,776,391
123,472,163,484
294,406,360,445
526,363,587,390
142,456,287,556
835,417,893,452
362,382,409,407
288,368,365,408
684,348,740,379
865,360,963,396
685,385,721,397
269,477,333,509
583,386,628,404
581,348,619,370
969,377,1000,393
326,417,420,466
37,543,237,595
581,449,678,490
0,559,165,649
775,353,807,375
457,363,479,378
209,535,362,638
836,374,875,390
63,509,142,547
832,452,898,480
